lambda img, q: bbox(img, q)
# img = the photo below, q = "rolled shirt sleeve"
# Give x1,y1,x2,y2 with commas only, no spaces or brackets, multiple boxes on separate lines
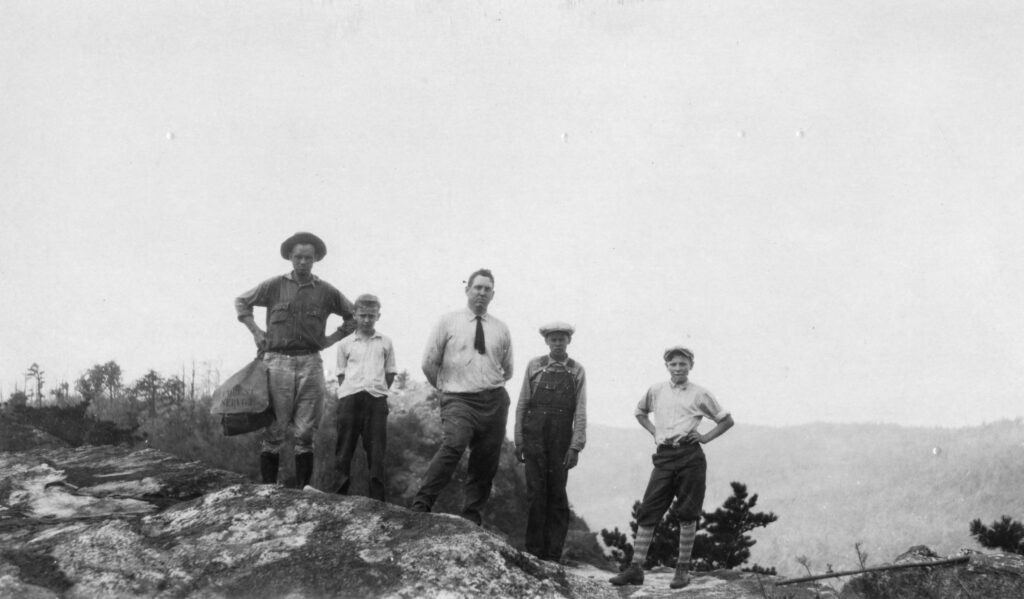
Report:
336,338,349,373
514,365,533,448
569,365,587,452
384,340,397,374
697,390,730,422
500,335,514,382
421,318,446,387
329,288,356,323
234,278,274,321
635,387,654,417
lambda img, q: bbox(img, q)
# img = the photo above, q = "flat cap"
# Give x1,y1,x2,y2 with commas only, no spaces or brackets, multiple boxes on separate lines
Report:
280,232,327,261
539,321,575,337
663,346,694,362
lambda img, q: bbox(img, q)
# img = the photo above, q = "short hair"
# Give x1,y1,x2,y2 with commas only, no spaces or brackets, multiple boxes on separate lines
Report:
465,268,495,288
353,294,381,311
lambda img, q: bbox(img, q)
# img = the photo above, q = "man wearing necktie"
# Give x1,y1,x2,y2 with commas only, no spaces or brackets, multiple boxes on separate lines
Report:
412,268,514,525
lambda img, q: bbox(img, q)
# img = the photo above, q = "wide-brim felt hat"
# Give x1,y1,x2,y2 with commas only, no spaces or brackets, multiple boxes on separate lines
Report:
280,232,327,261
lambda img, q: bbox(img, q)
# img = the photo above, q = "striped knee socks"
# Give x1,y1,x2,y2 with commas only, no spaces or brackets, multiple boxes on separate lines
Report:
677,521,696,567
632,526,655,565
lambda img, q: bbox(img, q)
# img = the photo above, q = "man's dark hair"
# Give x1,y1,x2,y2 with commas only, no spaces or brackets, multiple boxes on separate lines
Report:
466,268,495,288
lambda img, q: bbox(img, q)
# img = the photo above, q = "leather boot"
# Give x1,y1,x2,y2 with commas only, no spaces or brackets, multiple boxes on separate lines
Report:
295,453,314,489
609,562,644,586
259,453,279,484
670,565,691,589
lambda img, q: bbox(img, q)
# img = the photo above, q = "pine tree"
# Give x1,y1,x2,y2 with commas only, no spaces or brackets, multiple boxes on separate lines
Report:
25,363,45,406
601,481,778,573
599,526,634,565
969,516,1024,555
692,482,778,571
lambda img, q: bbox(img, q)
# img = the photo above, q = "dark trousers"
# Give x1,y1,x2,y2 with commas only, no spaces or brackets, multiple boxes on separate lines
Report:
636,444,707,527
522,410,574,560
411,388,510,525
335,391,389,501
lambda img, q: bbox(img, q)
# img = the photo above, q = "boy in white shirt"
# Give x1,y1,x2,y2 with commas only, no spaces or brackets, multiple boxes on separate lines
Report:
333,294,397,501
610,346,734,589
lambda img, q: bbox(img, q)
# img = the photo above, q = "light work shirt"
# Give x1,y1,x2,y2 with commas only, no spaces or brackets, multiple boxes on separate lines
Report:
635,380,730,446
514,355,588,451
336,331,397,399
422,308,513,393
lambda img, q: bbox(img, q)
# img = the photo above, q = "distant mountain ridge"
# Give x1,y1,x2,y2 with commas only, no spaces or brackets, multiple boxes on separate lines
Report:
568,419,1024,577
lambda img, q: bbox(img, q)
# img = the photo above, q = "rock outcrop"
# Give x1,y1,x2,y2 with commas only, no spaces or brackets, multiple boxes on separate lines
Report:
841,545,1024,599
1,442,618,598
0,416,838,598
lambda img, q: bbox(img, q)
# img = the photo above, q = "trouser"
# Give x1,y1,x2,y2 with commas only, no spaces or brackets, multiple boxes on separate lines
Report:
522,409,574,560
260,352,325,455
411,387,510,525
635,444,707,527
335,390,389,501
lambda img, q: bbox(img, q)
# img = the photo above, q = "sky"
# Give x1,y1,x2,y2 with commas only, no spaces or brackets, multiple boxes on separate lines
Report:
2,0,1023,429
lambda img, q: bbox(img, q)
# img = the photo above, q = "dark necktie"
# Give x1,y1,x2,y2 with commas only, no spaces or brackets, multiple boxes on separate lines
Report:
474,315,486,354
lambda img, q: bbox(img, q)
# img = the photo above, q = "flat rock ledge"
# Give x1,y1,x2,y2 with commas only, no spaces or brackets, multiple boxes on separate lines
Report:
1,444,614,598
0,423,837,599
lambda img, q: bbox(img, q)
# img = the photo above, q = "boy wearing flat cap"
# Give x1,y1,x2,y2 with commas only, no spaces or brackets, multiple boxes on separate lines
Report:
514,321,587,562
609,346,734,589
235,231,356,488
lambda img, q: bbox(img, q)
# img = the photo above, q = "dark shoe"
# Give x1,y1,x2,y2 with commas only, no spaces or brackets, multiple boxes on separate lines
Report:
410,493,433,513
368,479,386,502
259,453,279,484
295,453,314,489
609,563,644,586
669,566,690,589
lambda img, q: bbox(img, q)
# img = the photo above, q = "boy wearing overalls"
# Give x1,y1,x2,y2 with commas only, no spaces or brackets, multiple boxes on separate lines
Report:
609,346,734,589
514,322,588,562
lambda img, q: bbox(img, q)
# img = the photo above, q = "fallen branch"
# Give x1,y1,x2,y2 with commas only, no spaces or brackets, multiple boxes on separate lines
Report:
776,556,969,586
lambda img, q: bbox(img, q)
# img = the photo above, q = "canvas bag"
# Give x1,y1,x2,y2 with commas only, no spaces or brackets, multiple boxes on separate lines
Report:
211,357,275,436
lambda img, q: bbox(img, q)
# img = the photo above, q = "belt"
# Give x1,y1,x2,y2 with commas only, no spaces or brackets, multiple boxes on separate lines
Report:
271,348,319,356
444,388,504,398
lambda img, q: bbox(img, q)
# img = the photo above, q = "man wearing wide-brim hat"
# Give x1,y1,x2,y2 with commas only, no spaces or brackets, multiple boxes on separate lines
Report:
235,232,356,488
514,321,588,562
